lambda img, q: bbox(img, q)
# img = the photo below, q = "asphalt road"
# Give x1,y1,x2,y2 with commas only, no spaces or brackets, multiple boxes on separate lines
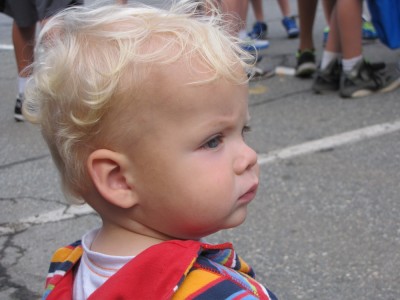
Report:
1,1,400,299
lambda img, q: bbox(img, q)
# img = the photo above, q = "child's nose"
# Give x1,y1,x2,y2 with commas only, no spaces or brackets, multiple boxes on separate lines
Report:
233,142,258,175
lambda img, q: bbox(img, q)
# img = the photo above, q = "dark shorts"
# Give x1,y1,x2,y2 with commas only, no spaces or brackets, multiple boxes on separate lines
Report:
1,0,83,27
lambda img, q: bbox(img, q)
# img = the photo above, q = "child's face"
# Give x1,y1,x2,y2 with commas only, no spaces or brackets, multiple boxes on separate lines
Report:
124,65,259,240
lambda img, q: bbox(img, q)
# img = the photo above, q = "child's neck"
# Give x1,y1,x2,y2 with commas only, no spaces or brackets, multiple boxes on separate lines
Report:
90,222,170,256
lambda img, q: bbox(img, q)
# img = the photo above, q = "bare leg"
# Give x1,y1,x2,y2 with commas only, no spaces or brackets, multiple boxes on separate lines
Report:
323,0,336,24
12,21,36,120
277,0,290,17
221,0,249,35
325,0,362,58
250,0,264,22
336,0,362,59
297,0,318,51
12,22,35,77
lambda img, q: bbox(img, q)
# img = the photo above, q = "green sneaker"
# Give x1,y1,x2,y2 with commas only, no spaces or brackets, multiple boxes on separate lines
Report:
323,18,377,44
295,49,316,78
361,18,378,40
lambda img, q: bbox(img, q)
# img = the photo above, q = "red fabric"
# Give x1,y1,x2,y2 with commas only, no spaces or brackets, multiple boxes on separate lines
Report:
47,240,202,300
46,271,74,300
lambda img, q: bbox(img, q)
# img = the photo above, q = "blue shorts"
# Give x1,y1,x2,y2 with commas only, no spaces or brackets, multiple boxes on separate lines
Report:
2,0,83,27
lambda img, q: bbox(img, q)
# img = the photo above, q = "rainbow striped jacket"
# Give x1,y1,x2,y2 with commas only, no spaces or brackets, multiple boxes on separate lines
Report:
43,239,278,300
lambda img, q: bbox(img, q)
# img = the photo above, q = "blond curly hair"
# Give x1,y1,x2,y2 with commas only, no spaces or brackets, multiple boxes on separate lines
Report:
24,0,251,203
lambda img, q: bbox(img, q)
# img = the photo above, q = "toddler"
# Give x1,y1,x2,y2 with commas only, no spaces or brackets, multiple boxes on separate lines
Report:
24,1,278,299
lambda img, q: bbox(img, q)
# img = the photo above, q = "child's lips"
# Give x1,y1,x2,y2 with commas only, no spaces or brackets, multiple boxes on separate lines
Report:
238,183,259,203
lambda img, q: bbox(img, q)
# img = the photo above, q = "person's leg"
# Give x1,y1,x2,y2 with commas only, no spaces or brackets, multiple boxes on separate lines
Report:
248,0,268,40
312,0,342,93
336,0,398,98
12,22,36,121
323,0,335,24
12,22,35,78
318,0,400,98
297,0,317,51
294,0,317,77
222,0,268,52
279,0,299,38
221,0,249,36
250,0,264,21
335,0,362,62
321,1,341,69
276,0,290,17
321,0,360,73
3,0,38,120
221,0,270,80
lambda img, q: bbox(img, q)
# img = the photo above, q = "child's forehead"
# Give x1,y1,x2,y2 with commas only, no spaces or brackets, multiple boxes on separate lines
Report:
115,44,247,125
142,59,242,104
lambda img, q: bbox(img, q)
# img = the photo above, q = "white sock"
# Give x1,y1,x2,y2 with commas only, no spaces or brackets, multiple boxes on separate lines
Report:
320,51,341,70
18,76,29,98
342,55,363,72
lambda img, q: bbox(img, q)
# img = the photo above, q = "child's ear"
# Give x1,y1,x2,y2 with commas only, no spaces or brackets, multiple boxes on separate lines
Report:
87,149,138,209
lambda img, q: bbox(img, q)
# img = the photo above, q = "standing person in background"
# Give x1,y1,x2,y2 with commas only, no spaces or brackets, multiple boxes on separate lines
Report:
294,0,320,77
313,0,400,98
220,0,271,79
295,0,336,78
220,0,269,52
295,0,378,78
0,0,83,122
248,0,299,41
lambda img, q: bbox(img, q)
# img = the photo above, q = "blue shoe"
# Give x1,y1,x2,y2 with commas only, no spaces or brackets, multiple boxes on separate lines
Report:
323,26,329,44
248,21,268,40
240,36,269,55
361,18,378,40
282,16,299,39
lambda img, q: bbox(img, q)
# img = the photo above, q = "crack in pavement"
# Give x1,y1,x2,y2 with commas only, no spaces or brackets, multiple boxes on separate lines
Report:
0,154,49,171
0,236,41,300
0,204,94,236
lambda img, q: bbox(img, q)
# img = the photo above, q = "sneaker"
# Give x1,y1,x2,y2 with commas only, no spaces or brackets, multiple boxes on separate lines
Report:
14,96,24,122
312,59,341,94
248,21,268,40
295,49,317,78
340,59,400,98
247,66,274,81
361,18,378,40
323,19,377,44
240,36,269,55
322,26,329,44
282,16,299,39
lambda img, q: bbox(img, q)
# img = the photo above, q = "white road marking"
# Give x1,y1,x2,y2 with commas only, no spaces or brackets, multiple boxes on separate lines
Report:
0,44,14,51
258,120,400,165
0,204,94,235
1,120,400,235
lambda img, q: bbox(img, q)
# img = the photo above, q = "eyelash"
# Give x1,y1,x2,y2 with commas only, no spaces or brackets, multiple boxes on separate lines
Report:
202,125,251,149
242,125,251,136
202,135,223,149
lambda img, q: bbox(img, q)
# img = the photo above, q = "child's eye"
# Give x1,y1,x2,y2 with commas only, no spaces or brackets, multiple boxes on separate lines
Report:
242,125,251,136
203,136,223,149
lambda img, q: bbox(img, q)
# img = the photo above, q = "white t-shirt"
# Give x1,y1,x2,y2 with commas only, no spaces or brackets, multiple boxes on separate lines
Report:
73,228,134,300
